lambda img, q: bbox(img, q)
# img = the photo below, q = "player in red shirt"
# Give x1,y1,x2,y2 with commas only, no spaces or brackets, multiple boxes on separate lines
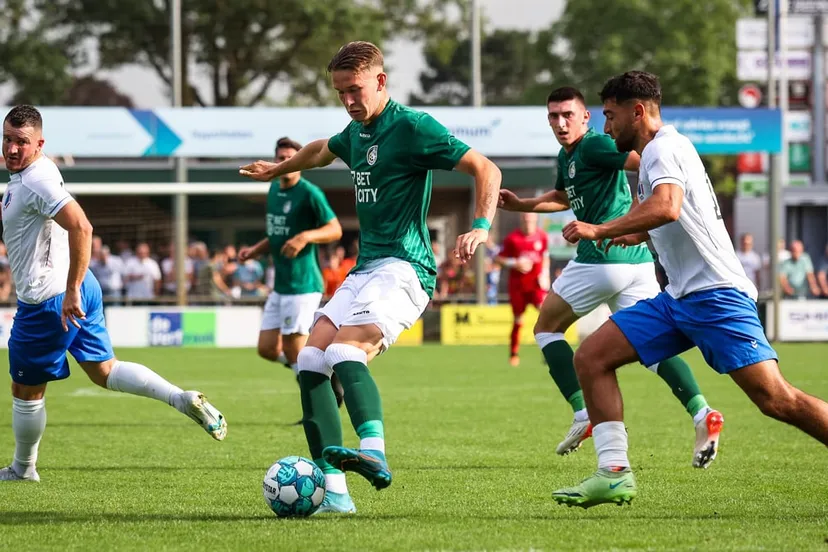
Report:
496,212,549,366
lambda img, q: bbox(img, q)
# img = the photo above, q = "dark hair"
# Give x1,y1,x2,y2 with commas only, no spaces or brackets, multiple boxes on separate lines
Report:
547,87,585,106
275,136,302,152
327,41,384,73
4,105,42,129
599,71,662,106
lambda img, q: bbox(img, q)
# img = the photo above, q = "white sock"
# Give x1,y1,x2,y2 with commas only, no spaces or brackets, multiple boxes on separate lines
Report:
325,472,348,494
693,406,713,426
12,398,46,477
593,421,630,470
573,408,589,423
297,347,332,378
535,331,566,348
277,352,288,366
360,437,385,453
106,360,183,407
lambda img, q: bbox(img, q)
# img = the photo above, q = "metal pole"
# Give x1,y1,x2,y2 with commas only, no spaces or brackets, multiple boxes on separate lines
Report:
769,0,785,341
813,15,826,184
171,0,188,306
471,0,487,305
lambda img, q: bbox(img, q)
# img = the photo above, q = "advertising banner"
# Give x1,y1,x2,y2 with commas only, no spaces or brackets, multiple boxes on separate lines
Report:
3,106,782,158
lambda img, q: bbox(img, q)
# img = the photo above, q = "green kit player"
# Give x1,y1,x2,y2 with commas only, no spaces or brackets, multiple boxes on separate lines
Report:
240,41,501,514
238,136,345,415
498,87,724,469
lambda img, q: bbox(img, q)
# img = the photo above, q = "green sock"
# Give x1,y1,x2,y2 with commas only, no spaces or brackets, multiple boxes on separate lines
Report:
333,361,384,449
299,371,343,473
542,340,585,412
656,356,708,417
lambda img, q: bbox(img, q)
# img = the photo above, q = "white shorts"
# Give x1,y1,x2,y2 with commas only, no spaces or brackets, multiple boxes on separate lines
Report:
313,260,430,351
261,291,323,335
551,261,661,316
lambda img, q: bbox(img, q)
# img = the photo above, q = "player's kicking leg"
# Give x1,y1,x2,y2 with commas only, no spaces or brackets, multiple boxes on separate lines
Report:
320,262,427,494
533,291,588,454
76,273,225,440
552,292,692,508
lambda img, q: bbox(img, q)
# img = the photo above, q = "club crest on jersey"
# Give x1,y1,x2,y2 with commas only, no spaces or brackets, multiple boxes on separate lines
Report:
534,241,542,251
3,192,10,209
568,161,576,179
367,145,378,166
282,201,291,214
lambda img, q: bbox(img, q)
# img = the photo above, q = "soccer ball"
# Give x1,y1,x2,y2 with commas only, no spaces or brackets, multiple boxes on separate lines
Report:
262,456,326,517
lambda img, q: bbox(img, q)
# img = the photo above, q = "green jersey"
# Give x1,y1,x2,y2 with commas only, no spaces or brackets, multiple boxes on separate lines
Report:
555,128,653,264
266,177,336,295
328,99,470,297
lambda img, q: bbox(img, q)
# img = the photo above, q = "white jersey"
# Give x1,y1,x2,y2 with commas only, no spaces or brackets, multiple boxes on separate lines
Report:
638,126,757,300
1,156,73,304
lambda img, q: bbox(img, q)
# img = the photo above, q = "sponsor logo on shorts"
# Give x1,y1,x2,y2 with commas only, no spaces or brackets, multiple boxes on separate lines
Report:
352,310,370,316
284,316,292,327
750,340,758,349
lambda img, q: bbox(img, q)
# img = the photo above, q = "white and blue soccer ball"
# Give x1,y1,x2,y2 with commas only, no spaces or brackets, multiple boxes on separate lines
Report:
263,456,326,517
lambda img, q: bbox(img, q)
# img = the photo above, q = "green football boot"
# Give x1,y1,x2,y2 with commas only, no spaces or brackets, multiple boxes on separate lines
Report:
552,468,637,509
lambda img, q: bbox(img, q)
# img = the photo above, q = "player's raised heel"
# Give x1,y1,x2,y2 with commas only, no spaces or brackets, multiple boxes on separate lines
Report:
693,409,724,469
313,490,357,515
556,419,592,455
552,468,637,509
322,446,392,491
0,465,40,482
178,391,227,441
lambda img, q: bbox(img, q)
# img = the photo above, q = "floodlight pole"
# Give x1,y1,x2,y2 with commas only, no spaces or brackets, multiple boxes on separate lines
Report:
171,0,188,306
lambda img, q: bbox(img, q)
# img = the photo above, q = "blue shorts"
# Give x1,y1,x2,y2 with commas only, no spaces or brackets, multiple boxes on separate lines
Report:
610,287,777,374
9,271,114,386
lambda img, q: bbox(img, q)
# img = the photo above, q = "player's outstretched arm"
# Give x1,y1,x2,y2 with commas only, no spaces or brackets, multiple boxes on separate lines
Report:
239,139,337,181
563,183,682,244
453,149,502,262
499,189,570,213
54,200,93,330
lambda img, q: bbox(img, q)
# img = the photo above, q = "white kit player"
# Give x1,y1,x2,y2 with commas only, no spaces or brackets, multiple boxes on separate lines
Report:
551,72,828,508
0,106,226,482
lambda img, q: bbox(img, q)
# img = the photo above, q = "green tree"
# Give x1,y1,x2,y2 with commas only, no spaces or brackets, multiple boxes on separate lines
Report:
41,0,438,107
549,0,753,107
0,0,77,105
412,28,555,106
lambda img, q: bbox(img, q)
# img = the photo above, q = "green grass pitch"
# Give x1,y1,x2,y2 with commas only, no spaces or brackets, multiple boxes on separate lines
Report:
0,344,826,551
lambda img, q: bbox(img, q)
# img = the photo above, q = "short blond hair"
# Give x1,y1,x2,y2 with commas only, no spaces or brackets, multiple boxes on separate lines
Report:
327,41,384,73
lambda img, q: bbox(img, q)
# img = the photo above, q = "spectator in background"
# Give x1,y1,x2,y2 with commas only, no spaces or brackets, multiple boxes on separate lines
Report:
233,249,267,297
486,235,502,305
192,248,233,302
437,255,474,299
736,233,762,290
0,257,12,302
90,245,124,301
342,238,359,273
779,240,820,299
161,242,195,295
777,238,791,264
816,245,828,298
124,242,162,300
115,238,135,263
431,238,446,267
221,244,239,289
322,253,347,299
